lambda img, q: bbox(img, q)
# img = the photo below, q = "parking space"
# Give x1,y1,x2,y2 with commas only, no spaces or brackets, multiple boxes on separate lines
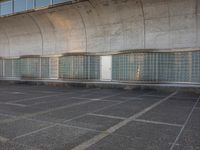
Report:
0,85,199,150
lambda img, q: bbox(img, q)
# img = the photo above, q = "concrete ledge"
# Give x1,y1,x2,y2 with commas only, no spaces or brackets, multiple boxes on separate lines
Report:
0,79,199,93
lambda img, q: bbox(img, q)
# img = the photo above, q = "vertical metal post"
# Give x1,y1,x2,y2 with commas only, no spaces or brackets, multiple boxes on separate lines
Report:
34,0,36,9
39,57,42,78
25,0,28,10
0,2,1,16
49,57,51,79
2,59,5,78
11,59,14,78
12,0,14,14
189,52,192,82
88,56,90,80
57,57,59,79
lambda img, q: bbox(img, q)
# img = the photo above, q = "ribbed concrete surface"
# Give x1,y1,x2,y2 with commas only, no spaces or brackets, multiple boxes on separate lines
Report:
0,0,199,58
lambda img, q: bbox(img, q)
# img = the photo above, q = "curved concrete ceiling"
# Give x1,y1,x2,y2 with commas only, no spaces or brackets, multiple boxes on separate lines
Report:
0,0,199,58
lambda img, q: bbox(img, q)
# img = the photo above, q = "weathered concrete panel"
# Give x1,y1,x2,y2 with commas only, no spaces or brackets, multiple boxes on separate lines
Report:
170,15,197,48
1,15,43,57
0,21,10,57
0,0,199,58
169,0,196,16
198,0,200,14
145,18,169,49
143,0,169,19
197,15,200,47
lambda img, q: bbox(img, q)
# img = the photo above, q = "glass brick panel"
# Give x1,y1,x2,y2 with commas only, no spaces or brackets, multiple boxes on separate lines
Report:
0,59,3,77
14,0,26,13
13,59,21,78
192,51,200,83
0,0,13,16
4,59,12,78
41,57,49,78
88,56,100,80
20,57,40,78
59,55,100,80
26,0,34,10
49,57,59,79
53,0,69,5
35,0,51,8
112,51,200,83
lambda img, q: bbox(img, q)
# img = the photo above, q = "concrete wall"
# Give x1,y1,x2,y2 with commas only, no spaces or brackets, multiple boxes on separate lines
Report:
0,0,199,58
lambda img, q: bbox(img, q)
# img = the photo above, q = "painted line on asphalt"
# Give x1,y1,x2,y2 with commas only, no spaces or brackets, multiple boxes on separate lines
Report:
0,90,155,142
134,119,183,127
12,119,101,141
0,112,17,118
71,97,124,103
7,88,94,104
71,91,177,150
13,124,57,140
170,96,200,150
0,136,9,143
88,113,126,120
0,91,129,124
63,91,152,123
71,91,125,101
0,100,92,124
9,93,71,104
4,103,27,107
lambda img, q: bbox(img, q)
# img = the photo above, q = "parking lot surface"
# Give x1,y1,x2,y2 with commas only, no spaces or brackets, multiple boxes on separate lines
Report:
0,85,199,150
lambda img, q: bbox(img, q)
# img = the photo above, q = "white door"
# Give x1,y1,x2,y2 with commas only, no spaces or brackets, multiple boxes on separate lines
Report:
101,56,112,81
49,57,59,79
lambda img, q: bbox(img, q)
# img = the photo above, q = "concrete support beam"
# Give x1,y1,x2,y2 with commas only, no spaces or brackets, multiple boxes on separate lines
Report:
0,0,199,58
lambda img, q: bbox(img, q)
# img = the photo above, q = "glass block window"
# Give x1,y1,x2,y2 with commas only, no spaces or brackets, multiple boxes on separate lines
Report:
112,51,200,83
14,0,26,13
13,59,21,78
53,0,69,5
41,57,49,78
88,56,100,80
0,59,3,77
157,53,175,82
0,0,13,16
49,57,59,79
59,55,100,80
26,0,35,10
20,57,40,78
192,51,200,83
4,59,13,78
59,56,87,80
35,0,51,8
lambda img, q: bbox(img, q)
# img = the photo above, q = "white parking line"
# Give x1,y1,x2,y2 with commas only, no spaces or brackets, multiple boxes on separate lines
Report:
0,112,17,118
4,103,27,107
6,88,94,105
88,113,126,120
0,136,9,143
0,100,92,124
134,119,183,127
63,91,152,123
170,96,200,150
13,124,57,140
71,91,177,150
